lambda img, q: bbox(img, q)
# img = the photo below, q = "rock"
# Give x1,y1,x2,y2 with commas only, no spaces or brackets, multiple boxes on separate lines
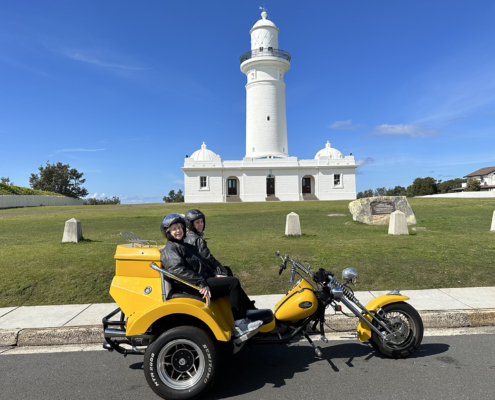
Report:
348,196,416,225
388,210,409,235
62,218,83,243
285,212,301,235
412,227,427,231
491,211,495,232
328,214,346,217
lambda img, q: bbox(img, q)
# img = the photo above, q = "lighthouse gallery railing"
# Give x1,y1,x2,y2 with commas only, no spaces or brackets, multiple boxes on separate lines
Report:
239,48,291,64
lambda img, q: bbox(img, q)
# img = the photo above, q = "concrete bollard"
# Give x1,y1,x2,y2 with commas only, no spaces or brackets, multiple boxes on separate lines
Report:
491,211,495,232
285,212,301,235
388,211,409,235
62,218,83,243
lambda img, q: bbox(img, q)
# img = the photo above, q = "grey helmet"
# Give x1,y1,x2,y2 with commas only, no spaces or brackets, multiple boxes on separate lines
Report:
160,213,186,240
185,209,205,233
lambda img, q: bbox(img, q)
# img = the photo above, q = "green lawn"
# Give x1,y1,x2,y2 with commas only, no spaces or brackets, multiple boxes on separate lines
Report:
1,198,494,307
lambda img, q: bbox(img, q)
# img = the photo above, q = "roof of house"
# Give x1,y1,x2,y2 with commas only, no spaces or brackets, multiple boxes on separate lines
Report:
464,166,495,177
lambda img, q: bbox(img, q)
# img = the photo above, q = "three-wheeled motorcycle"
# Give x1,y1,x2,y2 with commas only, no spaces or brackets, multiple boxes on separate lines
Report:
103,233,424,400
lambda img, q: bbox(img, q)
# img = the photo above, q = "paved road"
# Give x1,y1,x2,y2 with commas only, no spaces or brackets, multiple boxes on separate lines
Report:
1,333,495,400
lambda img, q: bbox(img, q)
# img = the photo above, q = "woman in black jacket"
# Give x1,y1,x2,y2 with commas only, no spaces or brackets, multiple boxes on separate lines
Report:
184,209,256,309
160,213,261,336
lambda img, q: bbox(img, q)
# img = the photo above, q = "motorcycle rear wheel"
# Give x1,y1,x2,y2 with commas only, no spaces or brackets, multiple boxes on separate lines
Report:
369,302,423,359
144,326,217,400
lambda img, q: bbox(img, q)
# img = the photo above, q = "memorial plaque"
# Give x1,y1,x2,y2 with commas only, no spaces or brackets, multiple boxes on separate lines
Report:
348,196,416,226
371,201,395,216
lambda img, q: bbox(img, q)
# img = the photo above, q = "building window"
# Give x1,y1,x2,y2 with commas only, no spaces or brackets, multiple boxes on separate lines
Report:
334,174,341,186
267,116,270,121
200,176,207,188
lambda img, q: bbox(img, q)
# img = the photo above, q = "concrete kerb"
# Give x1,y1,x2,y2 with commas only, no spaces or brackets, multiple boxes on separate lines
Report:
1,309,494,348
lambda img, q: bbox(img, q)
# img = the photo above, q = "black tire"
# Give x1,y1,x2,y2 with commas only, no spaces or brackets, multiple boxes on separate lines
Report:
144,326,217,400
369,302,424,359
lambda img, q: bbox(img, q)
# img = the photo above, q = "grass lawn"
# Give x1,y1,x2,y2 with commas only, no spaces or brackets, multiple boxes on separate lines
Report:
1,198,494,307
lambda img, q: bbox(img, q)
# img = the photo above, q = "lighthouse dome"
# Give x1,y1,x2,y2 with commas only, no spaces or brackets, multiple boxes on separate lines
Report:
190,142,220,162
315,141,344,159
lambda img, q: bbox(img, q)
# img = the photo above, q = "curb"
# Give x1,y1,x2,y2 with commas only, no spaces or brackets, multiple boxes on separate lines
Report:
1,309,494,348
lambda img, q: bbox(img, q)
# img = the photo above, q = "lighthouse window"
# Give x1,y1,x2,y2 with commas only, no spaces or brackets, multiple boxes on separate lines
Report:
334,174,342,186
200,176,207,188
267,116,270,121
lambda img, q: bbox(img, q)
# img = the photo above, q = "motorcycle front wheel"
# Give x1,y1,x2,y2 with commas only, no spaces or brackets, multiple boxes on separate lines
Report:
144,326,217,400
369,302,424,359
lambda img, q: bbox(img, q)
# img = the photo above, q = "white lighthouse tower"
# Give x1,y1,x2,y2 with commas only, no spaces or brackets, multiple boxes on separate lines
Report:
240,10,290,158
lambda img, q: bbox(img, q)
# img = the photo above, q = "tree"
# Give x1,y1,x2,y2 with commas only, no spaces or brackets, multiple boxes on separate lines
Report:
437,178,467,193
362,189,374,198
83,196,121,205
163,189,184,203
465,179,481,191
373,187,386,197
29,161,88,199
406,177,438,197
385,185,407,196
1,177,13,185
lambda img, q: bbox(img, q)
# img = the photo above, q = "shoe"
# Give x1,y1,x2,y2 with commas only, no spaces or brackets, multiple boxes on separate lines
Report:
233,318,263,337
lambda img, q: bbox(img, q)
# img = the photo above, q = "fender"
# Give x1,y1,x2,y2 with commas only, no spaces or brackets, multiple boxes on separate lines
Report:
109,276,234,342
356,294,410,342
126,298,233,341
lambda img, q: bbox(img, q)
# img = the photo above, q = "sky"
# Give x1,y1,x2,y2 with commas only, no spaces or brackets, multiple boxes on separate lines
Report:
1,0,494,203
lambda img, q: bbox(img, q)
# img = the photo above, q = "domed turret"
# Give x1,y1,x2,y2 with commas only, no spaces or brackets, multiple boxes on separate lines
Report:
315,141,344,159
190,142,220,162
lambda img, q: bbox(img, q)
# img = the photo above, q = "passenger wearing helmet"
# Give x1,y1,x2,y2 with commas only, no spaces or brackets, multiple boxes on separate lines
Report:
160,213,262,336
184,209,231,276
184,209,257,310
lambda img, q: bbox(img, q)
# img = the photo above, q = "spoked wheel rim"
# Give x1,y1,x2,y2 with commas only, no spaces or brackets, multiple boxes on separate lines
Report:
156,339,205,390
380,310,416,348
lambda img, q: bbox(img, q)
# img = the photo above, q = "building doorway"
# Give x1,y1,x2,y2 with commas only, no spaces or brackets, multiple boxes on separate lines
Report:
266,177,275,195
302,177,312,194
227,178,238,195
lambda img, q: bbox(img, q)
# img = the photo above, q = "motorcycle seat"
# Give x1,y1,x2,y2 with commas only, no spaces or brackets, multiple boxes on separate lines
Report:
246,309,273,325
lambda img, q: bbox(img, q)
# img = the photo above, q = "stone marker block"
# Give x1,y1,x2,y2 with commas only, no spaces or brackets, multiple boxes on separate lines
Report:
285,212,301,235
412,227,427,231
388,210,409,235
62,218,83,243
491,211,495,232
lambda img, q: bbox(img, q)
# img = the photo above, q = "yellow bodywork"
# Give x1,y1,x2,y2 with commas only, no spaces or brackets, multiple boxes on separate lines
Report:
110,245,234,342
356,294,410,342
274,279,318,321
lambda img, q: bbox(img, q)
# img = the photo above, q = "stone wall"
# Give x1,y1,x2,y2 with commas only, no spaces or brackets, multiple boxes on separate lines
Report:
0,195,84,209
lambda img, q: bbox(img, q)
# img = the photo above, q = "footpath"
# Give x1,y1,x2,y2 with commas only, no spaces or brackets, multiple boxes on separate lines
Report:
1,287,495,350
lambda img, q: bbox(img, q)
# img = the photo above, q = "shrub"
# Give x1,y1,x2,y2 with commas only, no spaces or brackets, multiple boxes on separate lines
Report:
83,196,121,205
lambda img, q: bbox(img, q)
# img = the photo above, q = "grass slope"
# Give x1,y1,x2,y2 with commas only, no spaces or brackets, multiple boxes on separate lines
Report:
0,198,494,307
0,182,65,196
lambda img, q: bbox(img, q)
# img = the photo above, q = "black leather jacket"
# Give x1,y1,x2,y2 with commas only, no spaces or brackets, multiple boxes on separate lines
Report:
160,239,217,288
184,231,228,275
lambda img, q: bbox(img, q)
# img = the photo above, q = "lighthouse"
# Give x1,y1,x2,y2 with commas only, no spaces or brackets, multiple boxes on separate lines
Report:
182,11,358,203
240,11,290,158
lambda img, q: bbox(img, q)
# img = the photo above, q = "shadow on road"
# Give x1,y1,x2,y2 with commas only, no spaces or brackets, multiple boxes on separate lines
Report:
200,341,449,399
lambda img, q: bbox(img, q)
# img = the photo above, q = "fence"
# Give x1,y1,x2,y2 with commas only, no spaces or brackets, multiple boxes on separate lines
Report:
0,195,84,209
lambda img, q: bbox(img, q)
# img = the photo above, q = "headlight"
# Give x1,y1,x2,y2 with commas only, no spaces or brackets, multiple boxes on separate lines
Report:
342,267,359,286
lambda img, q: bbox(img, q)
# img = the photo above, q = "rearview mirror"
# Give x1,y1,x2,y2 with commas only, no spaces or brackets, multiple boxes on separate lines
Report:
275,251,280,257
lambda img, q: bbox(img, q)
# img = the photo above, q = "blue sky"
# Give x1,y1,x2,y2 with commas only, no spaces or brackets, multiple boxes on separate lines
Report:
1,0,494,203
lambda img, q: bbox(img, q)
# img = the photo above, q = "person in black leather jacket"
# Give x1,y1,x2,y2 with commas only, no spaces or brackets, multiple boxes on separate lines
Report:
183,209,231,276
184,209,257,310
160,213,261,336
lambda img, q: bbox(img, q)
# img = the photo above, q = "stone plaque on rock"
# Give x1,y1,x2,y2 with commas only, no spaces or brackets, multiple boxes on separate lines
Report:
348,196,416,226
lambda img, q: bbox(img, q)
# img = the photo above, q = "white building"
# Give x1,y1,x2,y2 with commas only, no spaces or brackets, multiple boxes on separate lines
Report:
454,166,495,191
182,11,358,203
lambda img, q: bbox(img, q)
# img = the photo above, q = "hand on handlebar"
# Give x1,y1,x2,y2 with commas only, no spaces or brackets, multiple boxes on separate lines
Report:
199,286,211,299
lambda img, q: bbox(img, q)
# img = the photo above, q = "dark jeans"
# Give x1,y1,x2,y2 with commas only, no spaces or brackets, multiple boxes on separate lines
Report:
206,277,252,320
